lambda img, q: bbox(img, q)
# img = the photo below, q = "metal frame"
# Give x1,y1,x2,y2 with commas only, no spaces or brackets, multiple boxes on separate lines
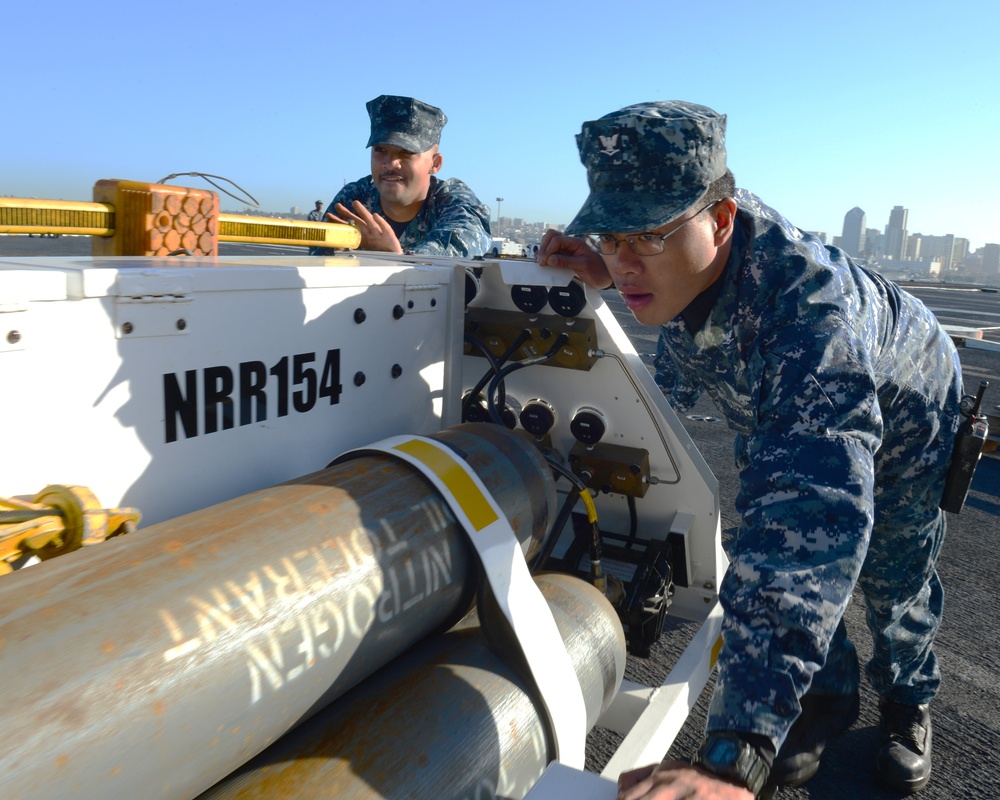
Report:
1,250,727,793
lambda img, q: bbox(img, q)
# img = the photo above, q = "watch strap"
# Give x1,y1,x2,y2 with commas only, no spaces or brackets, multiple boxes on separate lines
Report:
692,731,770,797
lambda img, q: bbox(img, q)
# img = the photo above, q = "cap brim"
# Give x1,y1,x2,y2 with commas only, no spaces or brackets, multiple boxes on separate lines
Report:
565,189,706,236
366,131,432,153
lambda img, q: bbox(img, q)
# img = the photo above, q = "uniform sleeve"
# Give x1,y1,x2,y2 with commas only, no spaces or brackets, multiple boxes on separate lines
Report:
653,330,704,411
405,182,492,258
309,180,374,256
706,317,883,751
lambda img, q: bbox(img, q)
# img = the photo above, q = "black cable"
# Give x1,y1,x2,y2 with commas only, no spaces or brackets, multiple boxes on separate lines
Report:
546,454,588,492
462,329,531,421
531,452,592,572
626,494,639,547
531,488,579,572
462,334,505,420
156,172,260,209
486,332,569,424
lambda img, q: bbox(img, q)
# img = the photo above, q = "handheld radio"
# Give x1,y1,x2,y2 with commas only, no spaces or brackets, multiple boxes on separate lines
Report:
940,380,989,514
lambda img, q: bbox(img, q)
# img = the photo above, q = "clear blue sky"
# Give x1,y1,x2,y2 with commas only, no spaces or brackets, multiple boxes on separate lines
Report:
5,0,998,250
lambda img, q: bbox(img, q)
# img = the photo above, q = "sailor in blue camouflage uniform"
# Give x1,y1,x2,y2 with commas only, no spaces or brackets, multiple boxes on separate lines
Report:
311,95,491,258
537,101,963,799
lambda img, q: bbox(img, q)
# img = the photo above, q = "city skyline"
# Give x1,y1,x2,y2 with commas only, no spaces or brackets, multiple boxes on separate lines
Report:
267,195,997,258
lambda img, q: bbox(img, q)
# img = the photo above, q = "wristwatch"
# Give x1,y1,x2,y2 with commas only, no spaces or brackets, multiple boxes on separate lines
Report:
692,731,770,797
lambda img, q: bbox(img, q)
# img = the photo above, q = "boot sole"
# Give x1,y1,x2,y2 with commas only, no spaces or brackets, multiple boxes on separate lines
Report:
877,771,931,794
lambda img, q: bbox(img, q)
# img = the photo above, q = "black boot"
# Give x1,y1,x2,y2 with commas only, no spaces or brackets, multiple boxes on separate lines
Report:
877,700,932,793
767,687,861,788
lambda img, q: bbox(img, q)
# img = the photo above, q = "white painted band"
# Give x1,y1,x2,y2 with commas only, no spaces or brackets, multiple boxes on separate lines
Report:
337,434,587,767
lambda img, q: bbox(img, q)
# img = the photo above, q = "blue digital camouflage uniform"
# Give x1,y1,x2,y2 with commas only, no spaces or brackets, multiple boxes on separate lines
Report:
319,174,492,257
653,189,964,754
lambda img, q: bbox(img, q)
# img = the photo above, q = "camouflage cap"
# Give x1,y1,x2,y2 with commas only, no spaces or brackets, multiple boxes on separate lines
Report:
564,101,727,235
365,95,447,153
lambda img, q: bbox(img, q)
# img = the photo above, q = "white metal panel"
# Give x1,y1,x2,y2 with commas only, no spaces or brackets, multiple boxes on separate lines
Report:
0,258,461,526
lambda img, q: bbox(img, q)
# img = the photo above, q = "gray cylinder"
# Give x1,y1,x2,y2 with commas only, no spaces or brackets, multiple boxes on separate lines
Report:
0,424,556,800
197,572,626,799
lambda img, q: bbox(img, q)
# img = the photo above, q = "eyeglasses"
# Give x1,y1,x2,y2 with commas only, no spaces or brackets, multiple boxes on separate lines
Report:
587,203,716,256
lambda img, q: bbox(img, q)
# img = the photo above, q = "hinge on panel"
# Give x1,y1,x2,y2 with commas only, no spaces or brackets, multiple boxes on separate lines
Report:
114,293,193,339
402,283,444,314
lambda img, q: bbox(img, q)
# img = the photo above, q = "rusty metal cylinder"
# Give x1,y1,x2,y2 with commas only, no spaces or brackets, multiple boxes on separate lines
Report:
197,572,626,800
0,423,557,800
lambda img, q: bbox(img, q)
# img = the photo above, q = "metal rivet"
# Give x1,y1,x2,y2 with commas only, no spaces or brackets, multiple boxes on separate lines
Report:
353,372,366,387
122,322,134,335
6,330,21,344
392,305,404,320
176,319,187,331
354,308,367,324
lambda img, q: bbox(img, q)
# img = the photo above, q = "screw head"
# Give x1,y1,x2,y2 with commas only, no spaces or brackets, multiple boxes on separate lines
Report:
122,322,134,335
6,330,21,344
176,319,187,331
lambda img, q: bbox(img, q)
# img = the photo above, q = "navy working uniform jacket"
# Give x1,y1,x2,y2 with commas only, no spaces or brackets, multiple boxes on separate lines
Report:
654,190,963,753
314,175,491,258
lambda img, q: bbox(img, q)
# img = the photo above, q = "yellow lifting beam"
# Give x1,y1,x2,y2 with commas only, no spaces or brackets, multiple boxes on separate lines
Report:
0,189,360,254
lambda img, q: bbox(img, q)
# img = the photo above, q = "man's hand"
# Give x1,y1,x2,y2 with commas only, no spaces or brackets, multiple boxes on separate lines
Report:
535,229,612,290
326,200,404,253
617,761,754,800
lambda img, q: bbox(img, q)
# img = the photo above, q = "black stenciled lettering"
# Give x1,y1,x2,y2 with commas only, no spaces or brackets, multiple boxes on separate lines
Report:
165,348,342,442
270,355,289,417
319,349,342,405
204,366,235,434
240,361,267,425
292,352,317,413
164,370,198,443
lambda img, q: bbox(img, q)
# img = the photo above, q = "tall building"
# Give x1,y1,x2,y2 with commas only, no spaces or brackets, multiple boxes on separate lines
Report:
980,243,999,276
841,207,866,257
864,228,883,258
884,205,908,261
953,238,970,268
909,234,967,272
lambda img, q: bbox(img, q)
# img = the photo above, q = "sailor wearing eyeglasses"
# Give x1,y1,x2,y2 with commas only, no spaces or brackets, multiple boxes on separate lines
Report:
537,101,962,799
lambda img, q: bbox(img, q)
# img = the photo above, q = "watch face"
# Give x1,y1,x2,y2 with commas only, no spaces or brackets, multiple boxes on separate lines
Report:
707,737,740,765
696,734,767,796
